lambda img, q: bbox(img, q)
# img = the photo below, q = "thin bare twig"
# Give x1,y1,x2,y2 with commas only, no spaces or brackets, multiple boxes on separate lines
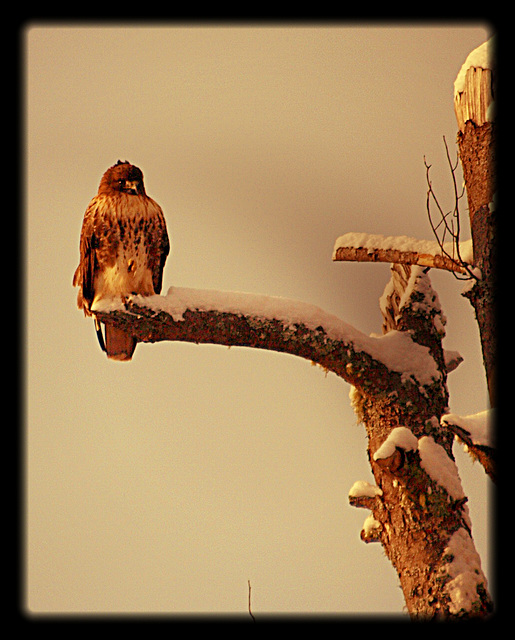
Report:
248,580,256,622
424,137,478,281
443,136,467,267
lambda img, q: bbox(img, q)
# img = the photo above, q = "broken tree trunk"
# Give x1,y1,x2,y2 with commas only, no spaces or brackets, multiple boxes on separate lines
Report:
454,39,496,407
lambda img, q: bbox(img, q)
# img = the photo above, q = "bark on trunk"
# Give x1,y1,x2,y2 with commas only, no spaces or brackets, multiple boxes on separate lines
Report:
349,264,492,618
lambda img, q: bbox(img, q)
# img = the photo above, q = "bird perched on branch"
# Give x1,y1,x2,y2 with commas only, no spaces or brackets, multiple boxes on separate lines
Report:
73,160,170,361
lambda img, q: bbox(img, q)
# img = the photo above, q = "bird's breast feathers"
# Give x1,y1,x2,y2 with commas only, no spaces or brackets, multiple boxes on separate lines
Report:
91,193,166,305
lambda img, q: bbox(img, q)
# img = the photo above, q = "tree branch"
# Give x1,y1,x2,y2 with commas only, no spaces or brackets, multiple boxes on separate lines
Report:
91,287,444,406
446,425,495,484
441,412,495,483
332,233,468,274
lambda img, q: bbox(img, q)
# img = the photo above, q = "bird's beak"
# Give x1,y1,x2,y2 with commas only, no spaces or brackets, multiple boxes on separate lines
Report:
124,180,139,195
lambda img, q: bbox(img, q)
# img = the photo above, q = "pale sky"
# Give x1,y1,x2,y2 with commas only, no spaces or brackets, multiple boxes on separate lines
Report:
26,23,492,617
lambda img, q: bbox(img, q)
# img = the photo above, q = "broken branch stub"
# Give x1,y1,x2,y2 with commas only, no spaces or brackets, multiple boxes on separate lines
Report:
333,244,466,274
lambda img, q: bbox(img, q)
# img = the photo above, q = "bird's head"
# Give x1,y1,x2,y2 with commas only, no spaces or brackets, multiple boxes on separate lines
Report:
98,160,147,196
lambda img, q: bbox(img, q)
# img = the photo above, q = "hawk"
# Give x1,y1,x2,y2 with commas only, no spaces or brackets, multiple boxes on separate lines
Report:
73,160,170,361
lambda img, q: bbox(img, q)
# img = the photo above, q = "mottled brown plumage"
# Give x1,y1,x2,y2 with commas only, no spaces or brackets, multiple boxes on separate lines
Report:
73,161,169,360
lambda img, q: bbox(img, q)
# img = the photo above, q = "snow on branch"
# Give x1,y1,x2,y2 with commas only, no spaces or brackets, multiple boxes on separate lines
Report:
92,286,443,400
441,410,495,483
332,232,471,274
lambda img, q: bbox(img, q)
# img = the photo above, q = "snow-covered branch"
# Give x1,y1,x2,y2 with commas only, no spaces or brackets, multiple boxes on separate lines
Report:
441,410,495,483
332,232,471,274
92,286,444,402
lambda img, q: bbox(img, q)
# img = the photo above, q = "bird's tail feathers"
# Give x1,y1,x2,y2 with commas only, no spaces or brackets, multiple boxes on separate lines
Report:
94,320,136,361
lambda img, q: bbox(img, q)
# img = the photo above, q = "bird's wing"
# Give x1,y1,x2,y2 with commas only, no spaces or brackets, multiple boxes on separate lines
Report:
73,197,102,314
147,198,170,295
